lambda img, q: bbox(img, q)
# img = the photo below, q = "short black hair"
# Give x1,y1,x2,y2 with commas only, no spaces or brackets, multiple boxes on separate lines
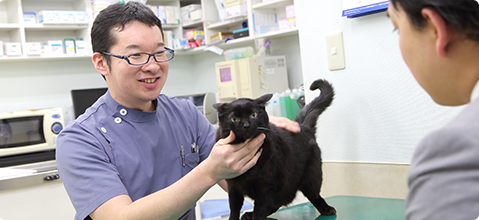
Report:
90,1,164,77
91,1,164,53
390,0,479,42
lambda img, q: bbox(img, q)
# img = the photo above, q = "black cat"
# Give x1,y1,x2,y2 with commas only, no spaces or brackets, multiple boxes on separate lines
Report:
212,79,337,220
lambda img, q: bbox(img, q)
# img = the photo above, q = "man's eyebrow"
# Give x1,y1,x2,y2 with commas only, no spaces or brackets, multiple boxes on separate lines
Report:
125,42,165,50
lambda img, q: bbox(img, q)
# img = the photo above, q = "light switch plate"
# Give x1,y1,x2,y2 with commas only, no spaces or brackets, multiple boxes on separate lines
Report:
325,31,345,71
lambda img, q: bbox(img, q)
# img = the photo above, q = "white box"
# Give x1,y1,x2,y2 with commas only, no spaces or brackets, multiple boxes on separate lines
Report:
181,4,201,13
59,11,75,24
38,10,60,24
64,39,76,54
0,41,4,56
48,40,63,54
75,38,86,55
23,12,37,24
26,42,42,55
225,2,247,19
156,6,167,24
253,12,278,34
74,11,89,24
4,43,22,56
286,4,295,18
166,6,180,24
181,4,202,23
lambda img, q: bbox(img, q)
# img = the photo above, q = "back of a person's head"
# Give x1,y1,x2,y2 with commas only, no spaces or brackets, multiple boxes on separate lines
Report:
90,1,163,54
390,0,479,42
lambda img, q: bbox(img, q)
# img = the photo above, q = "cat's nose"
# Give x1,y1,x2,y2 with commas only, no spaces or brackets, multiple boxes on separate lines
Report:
243,122,250,128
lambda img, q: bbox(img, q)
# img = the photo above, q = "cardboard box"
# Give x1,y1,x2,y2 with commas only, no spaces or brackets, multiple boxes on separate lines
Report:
286,4,295,18
232,27,249,39
182,4,202,23
225,0,247,19
74,11,89,24
48,40,63,55
64,39,76,54
155,6,167,24
59,11,75,24
253,12,278,35
26,42,42,55
75,38,86,55
279,17,296,30
166,6,180,24
4,43,22,56
0,41,4,56
23,12,36,24
210,32,234,43
38,10,60,24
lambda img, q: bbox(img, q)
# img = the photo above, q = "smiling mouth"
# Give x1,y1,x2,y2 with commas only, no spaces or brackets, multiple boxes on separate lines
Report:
140,77,159,83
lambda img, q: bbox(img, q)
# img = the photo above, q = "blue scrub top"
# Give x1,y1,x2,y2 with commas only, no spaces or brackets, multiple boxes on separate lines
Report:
56,91,216,220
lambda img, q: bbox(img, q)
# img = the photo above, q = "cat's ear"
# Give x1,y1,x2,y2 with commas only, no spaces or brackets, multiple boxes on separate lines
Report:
254,94,273,106
213,102,229,112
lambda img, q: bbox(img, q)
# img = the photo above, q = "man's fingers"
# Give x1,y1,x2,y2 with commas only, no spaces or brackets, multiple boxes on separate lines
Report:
217,131,236,145
238,148,263,174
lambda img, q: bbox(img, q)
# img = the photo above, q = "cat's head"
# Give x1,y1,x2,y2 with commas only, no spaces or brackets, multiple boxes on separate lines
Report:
213,94,273,144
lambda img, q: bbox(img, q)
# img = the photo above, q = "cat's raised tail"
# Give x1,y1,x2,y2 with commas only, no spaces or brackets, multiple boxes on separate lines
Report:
295,79,334,134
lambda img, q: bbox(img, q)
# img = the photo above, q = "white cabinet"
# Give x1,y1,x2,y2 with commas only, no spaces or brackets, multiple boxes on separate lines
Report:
154,0,298,55
0,0,297,61
0,0,92,62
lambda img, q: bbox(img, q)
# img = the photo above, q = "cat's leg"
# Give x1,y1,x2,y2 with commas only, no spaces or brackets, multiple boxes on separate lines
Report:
228,186,245,220
241,199,280,220
299,164,336,216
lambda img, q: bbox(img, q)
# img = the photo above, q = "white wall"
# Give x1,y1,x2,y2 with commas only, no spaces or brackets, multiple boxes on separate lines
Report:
295,2,463,163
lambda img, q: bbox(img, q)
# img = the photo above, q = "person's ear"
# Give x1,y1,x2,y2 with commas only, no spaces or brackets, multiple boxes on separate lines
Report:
421,8,450,57
92,52,109,78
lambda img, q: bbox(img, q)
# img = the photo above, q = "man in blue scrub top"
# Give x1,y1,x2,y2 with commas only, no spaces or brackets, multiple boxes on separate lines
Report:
56,2,300,220
387,0,479,219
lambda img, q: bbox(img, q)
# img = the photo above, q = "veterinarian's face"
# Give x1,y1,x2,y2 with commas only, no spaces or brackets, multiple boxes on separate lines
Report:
387,3,450,105
104,21,169,110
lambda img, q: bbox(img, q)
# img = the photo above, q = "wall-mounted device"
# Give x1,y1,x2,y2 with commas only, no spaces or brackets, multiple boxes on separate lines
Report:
0,107,64,158
175,92,217,124
215,55,289,103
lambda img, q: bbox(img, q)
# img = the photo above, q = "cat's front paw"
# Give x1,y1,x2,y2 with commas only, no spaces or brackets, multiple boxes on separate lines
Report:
319,206,337,216
240,212,253,220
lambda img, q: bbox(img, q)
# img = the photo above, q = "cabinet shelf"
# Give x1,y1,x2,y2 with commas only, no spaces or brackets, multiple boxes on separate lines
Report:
256,27,298,39
0,54,92,63
183,20,204,29
0,24,21,30
207,16,247,29
24,24,89,31
252,0,294,10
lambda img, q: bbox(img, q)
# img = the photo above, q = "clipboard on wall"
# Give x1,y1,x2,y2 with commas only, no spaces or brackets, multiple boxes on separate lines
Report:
342,0,389,19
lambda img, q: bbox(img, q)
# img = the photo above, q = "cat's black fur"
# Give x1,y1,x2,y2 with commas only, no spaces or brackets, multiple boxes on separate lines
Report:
212,79,336,220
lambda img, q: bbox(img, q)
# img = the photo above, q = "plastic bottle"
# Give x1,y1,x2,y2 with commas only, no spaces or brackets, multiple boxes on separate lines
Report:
265,99,273,116
288,88,302,120
279,92,288,118
271,93,281,117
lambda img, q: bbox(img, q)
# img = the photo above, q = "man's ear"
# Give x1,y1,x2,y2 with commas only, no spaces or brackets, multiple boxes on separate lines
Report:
92,52,109,78
421,8,450,57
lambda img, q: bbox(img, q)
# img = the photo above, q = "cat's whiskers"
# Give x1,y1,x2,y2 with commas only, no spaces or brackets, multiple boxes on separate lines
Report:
257,127,269,131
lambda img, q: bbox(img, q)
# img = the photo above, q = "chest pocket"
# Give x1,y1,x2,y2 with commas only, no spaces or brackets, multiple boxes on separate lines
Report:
180,144,200,175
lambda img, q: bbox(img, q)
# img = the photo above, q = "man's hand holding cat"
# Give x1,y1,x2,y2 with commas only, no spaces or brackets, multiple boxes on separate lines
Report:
269,116,301,133
200,131,265,184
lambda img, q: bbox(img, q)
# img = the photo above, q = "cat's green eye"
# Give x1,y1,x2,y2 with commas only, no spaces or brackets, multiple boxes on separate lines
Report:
250,113,257,118
230,117,238,122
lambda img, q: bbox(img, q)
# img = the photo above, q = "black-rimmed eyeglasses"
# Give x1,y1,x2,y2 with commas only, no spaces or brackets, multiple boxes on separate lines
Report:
101,48,175,65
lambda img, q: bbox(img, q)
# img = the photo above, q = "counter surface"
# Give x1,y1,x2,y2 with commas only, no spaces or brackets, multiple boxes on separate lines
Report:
269,195,406,220
0,160,59,191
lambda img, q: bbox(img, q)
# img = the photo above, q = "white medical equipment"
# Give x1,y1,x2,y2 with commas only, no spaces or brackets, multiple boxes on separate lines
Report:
215,56,289,103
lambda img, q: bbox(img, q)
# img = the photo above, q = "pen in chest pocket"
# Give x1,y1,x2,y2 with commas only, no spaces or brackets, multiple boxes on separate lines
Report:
181,145,185,167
